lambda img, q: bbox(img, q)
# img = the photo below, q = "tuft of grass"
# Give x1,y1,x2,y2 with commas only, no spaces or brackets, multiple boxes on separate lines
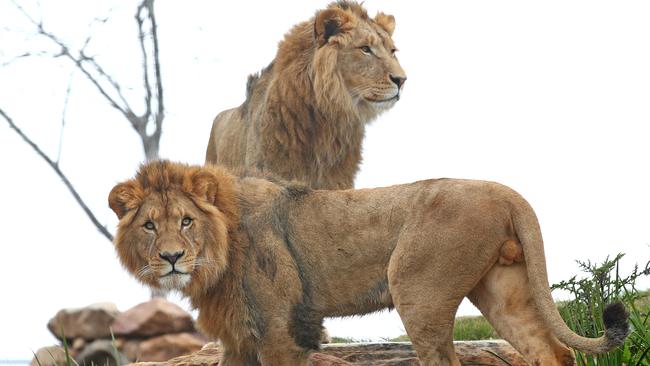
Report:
110,328,121,366
380,315,499,343
552,253,650,366
329,336,375,343
32,326,125,366
453,315,498,341
59,326,74,366
387,334,411,342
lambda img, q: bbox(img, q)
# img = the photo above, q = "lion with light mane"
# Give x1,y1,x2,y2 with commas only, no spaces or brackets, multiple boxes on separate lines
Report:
205,1,406,190
109,161,629,366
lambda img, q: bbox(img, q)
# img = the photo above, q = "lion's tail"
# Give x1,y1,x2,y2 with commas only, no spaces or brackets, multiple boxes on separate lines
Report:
510,196,630,354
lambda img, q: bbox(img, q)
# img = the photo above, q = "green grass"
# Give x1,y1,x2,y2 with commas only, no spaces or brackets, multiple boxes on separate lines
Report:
330,336,360,343
388,334,411,342
381,315,498,342
330,315,498,343
453,315,498,340
552,253,650,366
33,326,124,366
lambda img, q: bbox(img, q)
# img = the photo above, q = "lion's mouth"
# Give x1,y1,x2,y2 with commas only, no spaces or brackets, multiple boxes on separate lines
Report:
367,93,400,103
160,269,188,278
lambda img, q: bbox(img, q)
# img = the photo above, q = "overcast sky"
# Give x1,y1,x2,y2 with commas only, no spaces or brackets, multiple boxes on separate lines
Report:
1,0,649,360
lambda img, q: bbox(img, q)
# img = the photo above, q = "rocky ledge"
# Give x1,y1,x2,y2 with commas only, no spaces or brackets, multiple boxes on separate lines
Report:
33,299,526,366
128,341,527,366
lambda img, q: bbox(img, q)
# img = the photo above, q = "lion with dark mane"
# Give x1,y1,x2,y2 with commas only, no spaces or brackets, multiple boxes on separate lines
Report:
205,1,406,189
109,161,629,366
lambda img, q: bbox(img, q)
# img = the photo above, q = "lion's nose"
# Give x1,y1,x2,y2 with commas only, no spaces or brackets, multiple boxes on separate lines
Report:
159,250,185,265
389,74,406,88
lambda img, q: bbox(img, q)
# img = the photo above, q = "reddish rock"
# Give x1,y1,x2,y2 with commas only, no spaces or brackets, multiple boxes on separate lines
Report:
454,341,527,365
75,339,129,366
137,332,208,361
321,342,526,365
30,346,68,366
120,338,142,362
311,353,352,365
126,341,527,366
72,338,86,353
48,302,119,340
130,343,221,366
112,298,195,338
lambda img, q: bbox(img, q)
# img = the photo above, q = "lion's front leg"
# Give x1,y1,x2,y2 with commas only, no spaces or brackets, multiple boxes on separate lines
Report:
257,323,313,366
258,346,311,366
219,344,261,366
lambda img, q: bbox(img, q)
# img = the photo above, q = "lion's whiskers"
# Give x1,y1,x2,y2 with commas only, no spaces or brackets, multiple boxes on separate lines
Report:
136,264,153,280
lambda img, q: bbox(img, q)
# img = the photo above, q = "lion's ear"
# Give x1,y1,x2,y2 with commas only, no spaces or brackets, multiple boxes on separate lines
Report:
191,171,220,206
314,8,355,47
191,169,239,228
109,181,142,219
374,12,395,36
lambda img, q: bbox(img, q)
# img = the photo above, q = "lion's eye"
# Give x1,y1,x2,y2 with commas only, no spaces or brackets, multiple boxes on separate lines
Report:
391,48,397,55
143,221,156,230
360,45,373,55
181,217,193,227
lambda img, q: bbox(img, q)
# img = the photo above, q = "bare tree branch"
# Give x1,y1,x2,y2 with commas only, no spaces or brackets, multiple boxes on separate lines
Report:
5,0,165,247
0,107,114,242
11,0,135,123
136,0,164,160
136,4,153,125
12,0,164,161
56,69,75,164
8,0,165,299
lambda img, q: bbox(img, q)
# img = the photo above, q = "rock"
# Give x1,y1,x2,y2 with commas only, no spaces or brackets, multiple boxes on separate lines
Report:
311,353,352,366
76,339,129,366
127,341,528,366
72,338,86,353
112,298,195,338
120,339,141,362
130,343,221,366
454,341,527,365
30,346,68,366
48,302,119,340
323,343,415,363
321,342,527,365
137,332,208,361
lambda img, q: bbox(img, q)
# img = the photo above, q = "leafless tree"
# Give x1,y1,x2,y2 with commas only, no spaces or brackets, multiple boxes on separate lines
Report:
0,0,164,242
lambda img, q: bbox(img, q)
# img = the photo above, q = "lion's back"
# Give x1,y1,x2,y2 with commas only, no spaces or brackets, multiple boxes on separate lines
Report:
206,107,249,168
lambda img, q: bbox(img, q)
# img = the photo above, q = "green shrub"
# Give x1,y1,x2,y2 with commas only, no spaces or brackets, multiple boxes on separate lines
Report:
552,253,650,366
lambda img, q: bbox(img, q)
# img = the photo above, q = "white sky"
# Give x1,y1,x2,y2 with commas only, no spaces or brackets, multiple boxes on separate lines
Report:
1,0,649,360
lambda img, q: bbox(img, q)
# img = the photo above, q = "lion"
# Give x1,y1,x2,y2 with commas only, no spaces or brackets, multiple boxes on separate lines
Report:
109,161,629,366
205,1,406,190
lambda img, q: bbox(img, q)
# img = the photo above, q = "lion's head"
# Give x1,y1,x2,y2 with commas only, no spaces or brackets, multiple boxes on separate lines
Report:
276,1,406,121
108,161,238,293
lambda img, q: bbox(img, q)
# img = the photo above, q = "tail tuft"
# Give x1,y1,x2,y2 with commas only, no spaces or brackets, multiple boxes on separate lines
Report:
602,301,630,349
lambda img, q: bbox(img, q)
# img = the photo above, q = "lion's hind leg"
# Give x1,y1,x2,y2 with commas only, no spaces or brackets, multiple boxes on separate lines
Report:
468,261,576,366
388,245,470,366
391,285,462,366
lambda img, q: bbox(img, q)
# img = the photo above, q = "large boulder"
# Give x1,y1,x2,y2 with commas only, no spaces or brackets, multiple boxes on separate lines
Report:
311,353,353,366
30,346,68,366
48,302,120,340
321,342,526,365
126,341,528,366
112,298,195,338
129,343,221,366
75,340,129,366
136,332,208,361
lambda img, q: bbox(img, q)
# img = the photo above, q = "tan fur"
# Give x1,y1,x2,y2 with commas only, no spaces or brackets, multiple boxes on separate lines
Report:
109,161,628,366
205,1,406,190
